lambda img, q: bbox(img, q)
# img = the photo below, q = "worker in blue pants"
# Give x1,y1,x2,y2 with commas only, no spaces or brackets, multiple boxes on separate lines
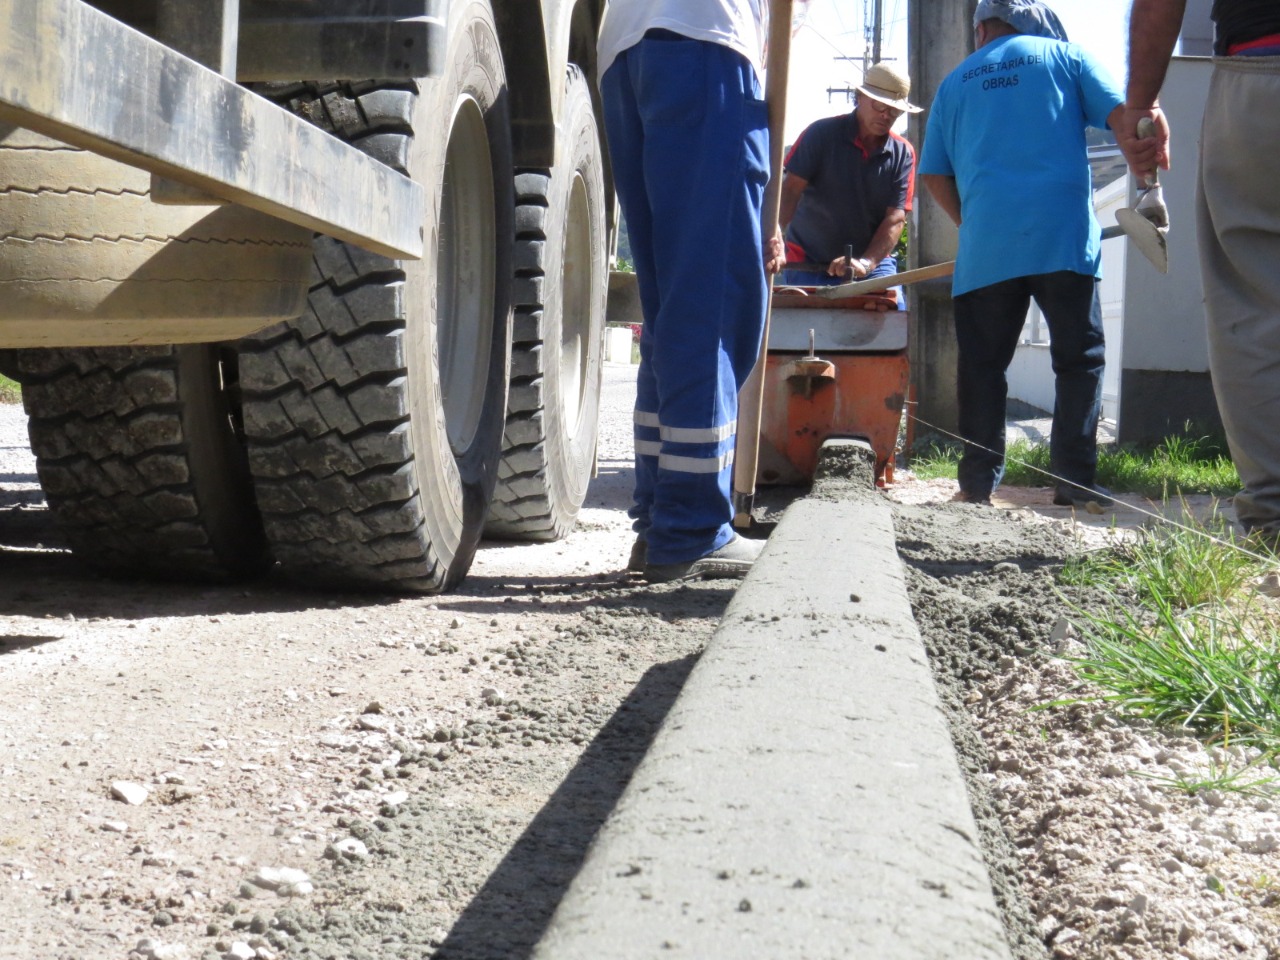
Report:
597,1,783,582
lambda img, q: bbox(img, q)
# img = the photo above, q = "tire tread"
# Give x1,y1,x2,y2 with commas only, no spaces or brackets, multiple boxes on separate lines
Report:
19,347,262,580
239,81,444,592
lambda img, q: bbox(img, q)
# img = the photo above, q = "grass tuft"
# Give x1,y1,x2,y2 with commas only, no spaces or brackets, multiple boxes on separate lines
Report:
1053,504,1280,782
1137,751,1280,798
911,433,1240,498
0,374,19,404
1061,504,1259,608
1066,591,1280,751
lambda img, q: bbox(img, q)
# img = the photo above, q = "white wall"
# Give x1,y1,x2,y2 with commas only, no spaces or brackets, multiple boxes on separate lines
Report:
1180,0,1215,56
1119,57,1211,375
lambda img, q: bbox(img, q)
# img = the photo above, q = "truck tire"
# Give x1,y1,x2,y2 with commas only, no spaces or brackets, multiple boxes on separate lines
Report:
485,66,607,541
18,345,268,581
0,126,293,582
239,3,513,592
0,127,311,340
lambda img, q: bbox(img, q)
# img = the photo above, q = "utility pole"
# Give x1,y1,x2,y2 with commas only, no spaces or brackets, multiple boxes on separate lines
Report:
873,0,884,62
844,0,889,75
907,0,975,439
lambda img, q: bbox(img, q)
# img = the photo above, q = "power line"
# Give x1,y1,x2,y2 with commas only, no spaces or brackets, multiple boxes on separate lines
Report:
838,0,892,77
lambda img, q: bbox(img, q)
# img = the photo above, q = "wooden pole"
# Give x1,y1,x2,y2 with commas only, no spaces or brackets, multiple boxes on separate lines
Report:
732,0,794,530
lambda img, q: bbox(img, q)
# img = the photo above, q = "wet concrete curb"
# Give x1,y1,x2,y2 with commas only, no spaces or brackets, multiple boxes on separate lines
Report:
533,445,1014,959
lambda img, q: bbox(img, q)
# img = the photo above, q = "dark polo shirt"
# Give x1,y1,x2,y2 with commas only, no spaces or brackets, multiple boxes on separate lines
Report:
1212,0,1280,54
783,112,916,266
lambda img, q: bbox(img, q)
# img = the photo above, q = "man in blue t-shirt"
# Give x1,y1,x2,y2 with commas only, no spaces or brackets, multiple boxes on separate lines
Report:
779,61,920,305
918,0,1123,507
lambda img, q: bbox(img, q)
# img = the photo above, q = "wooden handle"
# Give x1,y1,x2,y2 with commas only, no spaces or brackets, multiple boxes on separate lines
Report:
759,1,793,250
733,0,794,527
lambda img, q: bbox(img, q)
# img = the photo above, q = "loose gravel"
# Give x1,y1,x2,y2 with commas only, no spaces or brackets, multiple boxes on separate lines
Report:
3,371,1280,960
893,493,1280,960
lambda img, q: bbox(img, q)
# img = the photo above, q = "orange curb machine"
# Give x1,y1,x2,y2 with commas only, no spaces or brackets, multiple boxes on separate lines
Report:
754,289,909,488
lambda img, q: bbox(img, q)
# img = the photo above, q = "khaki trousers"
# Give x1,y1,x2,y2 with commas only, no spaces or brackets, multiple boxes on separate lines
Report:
1197,56,1280,535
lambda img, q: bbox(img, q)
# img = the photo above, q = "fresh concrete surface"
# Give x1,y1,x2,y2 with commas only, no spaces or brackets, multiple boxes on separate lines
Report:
532,442,1014,960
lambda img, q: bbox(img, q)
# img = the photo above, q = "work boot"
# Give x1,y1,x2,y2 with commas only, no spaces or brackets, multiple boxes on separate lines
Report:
1052,483,1113,508
627,536,647,572
952,488,991,505
643,534,764,584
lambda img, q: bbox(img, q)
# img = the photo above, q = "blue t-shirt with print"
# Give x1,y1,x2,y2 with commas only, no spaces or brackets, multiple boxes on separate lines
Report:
918,34,1123,297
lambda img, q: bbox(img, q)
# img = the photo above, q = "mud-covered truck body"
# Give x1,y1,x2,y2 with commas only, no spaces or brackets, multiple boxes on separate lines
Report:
0,0,611,592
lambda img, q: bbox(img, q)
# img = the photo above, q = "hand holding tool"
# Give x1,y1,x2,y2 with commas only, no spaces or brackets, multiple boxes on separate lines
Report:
1114,117,1170,273
811,260,955,300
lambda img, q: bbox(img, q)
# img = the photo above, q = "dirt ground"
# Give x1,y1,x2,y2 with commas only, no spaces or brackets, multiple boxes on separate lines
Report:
2,366,1279,960
887,482,1280,960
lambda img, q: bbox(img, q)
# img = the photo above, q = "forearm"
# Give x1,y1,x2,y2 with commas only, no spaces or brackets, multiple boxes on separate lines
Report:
922,174,962,227
863,212,906,265
1127,0,1185,108
778,173,806,231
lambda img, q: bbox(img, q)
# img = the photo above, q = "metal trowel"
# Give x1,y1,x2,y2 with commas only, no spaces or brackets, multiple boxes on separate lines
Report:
1114,117,1170,273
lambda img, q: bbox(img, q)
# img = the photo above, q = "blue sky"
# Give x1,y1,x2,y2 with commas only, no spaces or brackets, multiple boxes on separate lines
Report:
785,0,1133,143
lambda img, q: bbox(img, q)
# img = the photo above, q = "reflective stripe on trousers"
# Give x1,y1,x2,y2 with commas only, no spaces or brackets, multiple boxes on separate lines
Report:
601,36,769,565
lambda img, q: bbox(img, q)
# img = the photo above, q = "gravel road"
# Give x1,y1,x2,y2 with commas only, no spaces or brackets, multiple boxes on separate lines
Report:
0,364,736,960
3,363,1279,960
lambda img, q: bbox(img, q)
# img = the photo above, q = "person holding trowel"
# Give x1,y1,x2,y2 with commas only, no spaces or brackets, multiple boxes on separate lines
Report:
596,0,786,583
778,60,921,310
918,0,1123,508
1119,0,1280,553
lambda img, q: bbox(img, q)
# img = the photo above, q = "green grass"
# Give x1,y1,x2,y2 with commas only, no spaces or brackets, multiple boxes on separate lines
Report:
1138,752,1280,798
1065,592,1280,751
1052,509,1280,783
911,433,1240,497
1061,505,1259,608
0,374,19,404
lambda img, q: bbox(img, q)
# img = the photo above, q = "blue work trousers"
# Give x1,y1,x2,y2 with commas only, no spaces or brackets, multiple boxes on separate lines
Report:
953,271,1105,498
601,35,770,565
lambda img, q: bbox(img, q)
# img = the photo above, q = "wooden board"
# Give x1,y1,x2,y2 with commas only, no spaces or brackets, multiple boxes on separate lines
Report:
810,261,955,300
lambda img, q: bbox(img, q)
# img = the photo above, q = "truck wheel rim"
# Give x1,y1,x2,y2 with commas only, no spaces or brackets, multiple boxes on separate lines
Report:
559,171,592,434
438,95,496,457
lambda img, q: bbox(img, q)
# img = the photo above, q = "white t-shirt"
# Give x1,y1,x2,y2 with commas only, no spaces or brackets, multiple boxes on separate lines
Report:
597,0,767,83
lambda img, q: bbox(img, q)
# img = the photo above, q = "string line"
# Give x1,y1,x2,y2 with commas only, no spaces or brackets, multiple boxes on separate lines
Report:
902,401,1277,566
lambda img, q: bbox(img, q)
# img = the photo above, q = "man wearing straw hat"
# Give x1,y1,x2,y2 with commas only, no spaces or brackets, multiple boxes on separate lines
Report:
919,0,1124,508
779,61,922,302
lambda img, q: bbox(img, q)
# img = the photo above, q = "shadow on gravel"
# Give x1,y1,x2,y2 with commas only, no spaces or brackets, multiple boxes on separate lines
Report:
434,653,699,960
439,576,741,624
0,485,401,619
0,550,408,620
0,634,62,654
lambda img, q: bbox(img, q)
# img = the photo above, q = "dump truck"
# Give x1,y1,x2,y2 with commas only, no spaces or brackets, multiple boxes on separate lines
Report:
0,0,611,593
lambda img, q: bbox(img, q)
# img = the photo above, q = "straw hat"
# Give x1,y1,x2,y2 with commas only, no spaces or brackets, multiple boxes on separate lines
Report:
855,62,923,114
